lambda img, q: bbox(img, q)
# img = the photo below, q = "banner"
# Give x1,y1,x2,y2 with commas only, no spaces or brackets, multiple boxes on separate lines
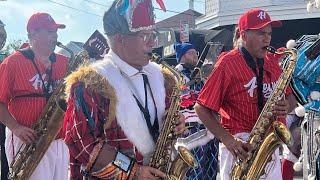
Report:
180,21,189,43
83,30,109,60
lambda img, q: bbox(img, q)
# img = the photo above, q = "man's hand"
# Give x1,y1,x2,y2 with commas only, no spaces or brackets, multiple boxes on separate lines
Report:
174,112,189,135
273,98,290,118
134,166,166,180
223,137,252,161
11,124,37,144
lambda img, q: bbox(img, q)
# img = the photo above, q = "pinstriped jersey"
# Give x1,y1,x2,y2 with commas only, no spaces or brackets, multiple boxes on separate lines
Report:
0,51,67,139
197,48,291,135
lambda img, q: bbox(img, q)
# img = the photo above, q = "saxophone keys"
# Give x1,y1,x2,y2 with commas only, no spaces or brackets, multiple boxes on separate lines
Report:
250,142,257,150
240,162,248,170
262,119,270,126
258,126,265,134
247,152,252,161
252,135,261,142
250,136,259,149
266,112,273,117
158,159,166,166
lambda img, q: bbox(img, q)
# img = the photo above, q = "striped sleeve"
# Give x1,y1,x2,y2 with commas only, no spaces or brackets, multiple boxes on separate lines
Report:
0,56,15,104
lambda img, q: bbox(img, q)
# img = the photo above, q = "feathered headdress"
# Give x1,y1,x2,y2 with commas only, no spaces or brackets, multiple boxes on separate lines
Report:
103,0,166,35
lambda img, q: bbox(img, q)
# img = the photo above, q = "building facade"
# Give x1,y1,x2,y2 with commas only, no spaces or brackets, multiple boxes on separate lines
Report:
196,0,320,47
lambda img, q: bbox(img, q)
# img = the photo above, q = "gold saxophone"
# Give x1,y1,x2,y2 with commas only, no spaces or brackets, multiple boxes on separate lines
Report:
231,47,298,180
8,43,90,180
149,54,198,180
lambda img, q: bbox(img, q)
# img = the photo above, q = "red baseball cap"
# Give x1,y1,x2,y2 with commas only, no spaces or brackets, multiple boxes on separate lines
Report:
238,9,282,32
27,13,66,33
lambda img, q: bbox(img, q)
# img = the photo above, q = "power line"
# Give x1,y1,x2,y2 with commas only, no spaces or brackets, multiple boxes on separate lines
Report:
154,7,198,16
85,0,202,26
84,0,107,7
67,0,201,25
84,0,109,8
47,0,102,17
194,0,205,4
85,0,200,17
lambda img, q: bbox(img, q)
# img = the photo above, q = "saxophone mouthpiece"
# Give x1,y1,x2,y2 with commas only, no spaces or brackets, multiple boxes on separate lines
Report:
56,42,75,60
56,42,62,47
265,46,277,54
151,53,163,64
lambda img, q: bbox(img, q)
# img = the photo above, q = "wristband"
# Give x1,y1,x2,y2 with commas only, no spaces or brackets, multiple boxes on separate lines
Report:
81,150,138,179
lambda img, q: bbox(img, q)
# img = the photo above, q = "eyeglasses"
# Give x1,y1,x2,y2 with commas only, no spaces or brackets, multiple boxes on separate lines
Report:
186,51,199,56
127,32,158,43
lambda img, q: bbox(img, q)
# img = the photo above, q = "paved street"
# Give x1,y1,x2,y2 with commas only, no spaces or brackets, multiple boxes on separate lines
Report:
216,171,303,180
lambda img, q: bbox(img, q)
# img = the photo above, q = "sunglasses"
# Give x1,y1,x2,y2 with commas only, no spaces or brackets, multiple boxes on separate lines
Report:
127,31,158,43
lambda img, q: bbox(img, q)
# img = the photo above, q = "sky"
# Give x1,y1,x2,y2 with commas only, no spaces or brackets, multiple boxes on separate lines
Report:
0,0,205,48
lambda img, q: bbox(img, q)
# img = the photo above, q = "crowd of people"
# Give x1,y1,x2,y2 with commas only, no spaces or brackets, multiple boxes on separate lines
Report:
0,0,312,180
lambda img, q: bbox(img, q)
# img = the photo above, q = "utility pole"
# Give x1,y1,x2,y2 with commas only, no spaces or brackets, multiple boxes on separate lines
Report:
189,0,194,10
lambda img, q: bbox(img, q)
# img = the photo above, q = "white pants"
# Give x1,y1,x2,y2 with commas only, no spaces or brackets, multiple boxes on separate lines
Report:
5,129,69,180
219,132,282,180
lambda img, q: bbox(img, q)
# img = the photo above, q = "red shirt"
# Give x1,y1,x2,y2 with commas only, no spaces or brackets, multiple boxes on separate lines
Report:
0,51,68,139
197,48,292,135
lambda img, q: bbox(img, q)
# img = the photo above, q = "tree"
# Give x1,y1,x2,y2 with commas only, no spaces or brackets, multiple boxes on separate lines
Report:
0,39,27,56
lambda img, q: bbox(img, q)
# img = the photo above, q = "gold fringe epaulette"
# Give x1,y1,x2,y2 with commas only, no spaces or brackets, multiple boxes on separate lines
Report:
64,66,117,129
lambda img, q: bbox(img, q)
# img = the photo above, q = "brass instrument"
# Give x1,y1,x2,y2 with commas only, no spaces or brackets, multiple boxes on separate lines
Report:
231,46,297,180
149,53,198,180
185,42,214,87
8,43,89,180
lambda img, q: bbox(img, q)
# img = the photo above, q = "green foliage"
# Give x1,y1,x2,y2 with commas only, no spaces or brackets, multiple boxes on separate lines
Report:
0,39,27,56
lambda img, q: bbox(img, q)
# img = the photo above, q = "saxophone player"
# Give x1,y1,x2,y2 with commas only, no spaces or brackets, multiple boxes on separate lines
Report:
174,42,219,179
194,9,297,180
63,0,187,179
0,13,69,179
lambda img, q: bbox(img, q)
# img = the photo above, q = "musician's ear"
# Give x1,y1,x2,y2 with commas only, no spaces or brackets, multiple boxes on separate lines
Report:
240,30,246,40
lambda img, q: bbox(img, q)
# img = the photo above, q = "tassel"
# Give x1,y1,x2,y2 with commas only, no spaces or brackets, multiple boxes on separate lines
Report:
156,0,166,12
75,85,96,129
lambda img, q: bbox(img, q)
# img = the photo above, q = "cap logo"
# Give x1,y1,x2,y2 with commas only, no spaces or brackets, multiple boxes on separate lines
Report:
257,11,267,20
46,15,54,22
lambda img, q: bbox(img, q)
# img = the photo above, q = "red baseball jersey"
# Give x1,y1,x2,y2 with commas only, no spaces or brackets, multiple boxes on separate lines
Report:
197,48,292,135
0,51,68,139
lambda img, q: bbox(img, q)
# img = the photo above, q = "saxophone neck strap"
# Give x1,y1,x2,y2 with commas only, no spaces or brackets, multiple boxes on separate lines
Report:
132,74,159,142
17,48,56,100
238,45,264,112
